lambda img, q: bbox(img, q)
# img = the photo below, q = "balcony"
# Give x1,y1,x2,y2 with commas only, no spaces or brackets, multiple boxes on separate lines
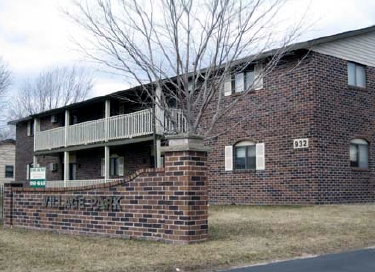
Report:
34,108,187,152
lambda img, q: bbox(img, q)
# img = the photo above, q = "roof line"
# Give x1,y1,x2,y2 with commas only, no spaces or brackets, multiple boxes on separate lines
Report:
8,25,375,124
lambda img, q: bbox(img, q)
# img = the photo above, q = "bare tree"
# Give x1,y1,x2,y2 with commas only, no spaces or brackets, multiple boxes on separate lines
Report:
0,57,14,140
0,57,11,97
65,0,306,137
9,66,93,119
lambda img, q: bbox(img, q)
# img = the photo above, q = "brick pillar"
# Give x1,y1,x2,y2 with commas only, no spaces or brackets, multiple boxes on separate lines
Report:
3,182,23,226
161,135,209,244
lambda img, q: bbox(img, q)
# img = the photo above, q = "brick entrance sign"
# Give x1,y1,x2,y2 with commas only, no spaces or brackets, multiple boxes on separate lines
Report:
3,136,209,244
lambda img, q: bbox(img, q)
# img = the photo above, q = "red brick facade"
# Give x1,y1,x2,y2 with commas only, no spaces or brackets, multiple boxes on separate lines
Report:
207,52,375,204
12,50,375,205
4,146,208,244
14,122,34,182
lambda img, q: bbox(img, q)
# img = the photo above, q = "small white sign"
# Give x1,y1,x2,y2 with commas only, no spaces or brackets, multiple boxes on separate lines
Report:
294,138,309,149
30,167,46,180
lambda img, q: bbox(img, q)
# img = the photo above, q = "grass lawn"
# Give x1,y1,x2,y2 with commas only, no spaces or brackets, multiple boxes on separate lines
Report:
1,205,375,272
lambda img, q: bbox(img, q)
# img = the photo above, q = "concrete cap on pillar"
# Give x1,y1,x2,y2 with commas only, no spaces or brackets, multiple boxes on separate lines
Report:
160,134,211,153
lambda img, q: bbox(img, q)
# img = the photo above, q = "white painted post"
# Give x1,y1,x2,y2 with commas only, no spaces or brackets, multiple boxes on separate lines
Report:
105,100,110,142
155,86,163,134
33,117,40,152
64,151,69,187
104,146,110,182
33,156,38,168
156,139,162,167
65,110,70,147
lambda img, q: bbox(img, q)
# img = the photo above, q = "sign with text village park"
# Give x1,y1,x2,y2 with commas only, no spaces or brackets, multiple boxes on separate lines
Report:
30,167,46,188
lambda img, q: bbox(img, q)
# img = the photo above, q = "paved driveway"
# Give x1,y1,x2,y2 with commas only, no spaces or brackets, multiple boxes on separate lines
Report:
222,248,375,272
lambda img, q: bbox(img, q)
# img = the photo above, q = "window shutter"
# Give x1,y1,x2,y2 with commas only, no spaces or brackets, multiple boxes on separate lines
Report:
101,158,105,177
223,74,232,96
118,157,124,176
254,63,264,90
256,143,265,170
225,146,233,171
235,73,244,93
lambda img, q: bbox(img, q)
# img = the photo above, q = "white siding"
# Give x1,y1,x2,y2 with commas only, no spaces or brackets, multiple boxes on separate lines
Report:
312,31,375,67
0,142,15,184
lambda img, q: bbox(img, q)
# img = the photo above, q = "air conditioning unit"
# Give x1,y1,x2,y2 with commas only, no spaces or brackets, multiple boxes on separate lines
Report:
51,115,58,123
49,163,58,172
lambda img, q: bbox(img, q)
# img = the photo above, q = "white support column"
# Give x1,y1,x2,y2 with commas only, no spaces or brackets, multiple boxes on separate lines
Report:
65,109,70,147
64,151,69,187
33,156,38,167
156,139,162,167
104,146,110,181
155,86,164,134
33,118,40,152
105,100,110,142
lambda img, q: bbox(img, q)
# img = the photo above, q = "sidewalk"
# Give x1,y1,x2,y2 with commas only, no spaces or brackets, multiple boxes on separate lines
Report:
221,248,375,272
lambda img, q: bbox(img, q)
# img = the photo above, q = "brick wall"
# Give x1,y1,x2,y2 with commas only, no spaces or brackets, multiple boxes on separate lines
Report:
4,143,208,244
37,154,62,181
39,114,64,131
206,53,319,204
206,52,375,204
313,53,375,203
15,122,34,181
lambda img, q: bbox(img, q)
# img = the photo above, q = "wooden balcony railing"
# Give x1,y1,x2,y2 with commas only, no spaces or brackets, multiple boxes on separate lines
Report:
34,108,186,151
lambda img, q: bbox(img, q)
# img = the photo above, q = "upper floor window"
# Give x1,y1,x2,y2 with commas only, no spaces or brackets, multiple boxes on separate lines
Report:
350,139,368,168
348,62,366,88
27,121,34,136
224,64,263,96
232,69,255,93
5,165,14,178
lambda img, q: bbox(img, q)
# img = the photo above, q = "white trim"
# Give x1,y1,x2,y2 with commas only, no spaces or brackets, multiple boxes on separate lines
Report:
235,141,255,147
351,139,368,145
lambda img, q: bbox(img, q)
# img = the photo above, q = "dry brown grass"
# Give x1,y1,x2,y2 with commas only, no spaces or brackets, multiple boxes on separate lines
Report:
1,205,375,272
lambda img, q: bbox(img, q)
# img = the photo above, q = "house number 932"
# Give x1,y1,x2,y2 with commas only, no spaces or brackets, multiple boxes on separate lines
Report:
293,138,309,149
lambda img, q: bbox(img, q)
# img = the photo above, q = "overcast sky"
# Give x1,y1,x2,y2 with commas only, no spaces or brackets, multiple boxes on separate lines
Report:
0,0,374,100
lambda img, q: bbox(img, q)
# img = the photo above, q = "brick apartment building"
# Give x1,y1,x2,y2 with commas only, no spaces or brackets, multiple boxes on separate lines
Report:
10,26,375,205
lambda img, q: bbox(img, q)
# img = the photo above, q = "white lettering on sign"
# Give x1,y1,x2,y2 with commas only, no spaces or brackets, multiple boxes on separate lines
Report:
293,138,309,149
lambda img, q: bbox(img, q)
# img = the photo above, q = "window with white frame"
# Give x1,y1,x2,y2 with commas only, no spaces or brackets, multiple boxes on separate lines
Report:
101,155,124,176
225,141,265,171
5,165,14,178
224,64,263,96
348,62,366,88
350,139,368,168
234,141,256,169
